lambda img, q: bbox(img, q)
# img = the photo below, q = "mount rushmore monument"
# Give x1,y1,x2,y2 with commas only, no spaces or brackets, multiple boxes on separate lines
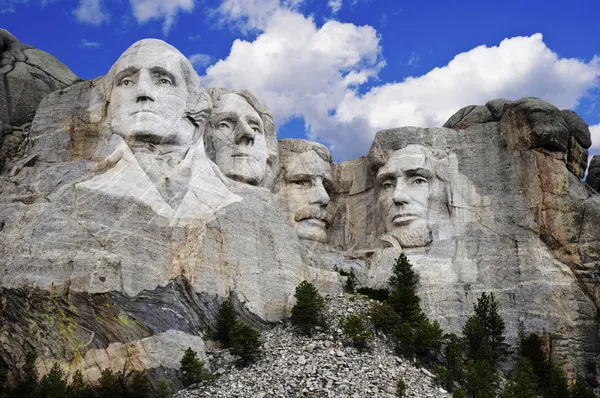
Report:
1,31,600,387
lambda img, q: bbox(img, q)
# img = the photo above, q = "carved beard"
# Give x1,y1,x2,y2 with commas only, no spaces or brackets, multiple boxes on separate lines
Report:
392,221,432,248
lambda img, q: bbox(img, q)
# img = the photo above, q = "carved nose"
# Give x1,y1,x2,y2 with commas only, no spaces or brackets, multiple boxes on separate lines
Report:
235,121,255,146
310,180,330,206
136,79,155,103
392,185,410,205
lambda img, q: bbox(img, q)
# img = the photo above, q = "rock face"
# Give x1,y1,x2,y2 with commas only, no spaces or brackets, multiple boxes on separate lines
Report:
0,29,79,171
588,156,600,193
0,37,599,390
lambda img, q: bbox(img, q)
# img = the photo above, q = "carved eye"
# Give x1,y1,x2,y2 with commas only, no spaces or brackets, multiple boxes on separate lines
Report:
119,78,134,86
251,126,261,134
158,77,172,85
412,177,428,185
381,180,395,190
217,120,232,130
293,180,311,188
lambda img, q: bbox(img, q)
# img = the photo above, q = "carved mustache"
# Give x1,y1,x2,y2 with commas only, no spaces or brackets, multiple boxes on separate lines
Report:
294,207,333,225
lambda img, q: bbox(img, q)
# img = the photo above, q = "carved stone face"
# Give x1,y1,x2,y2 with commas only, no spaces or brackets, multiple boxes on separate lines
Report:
282,150,333,243
209,93,268,185
376,144,446,248
108,42,194,146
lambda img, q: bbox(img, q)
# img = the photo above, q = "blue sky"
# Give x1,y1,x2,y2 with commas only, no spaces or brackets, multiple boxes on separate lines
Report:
2,0,600,162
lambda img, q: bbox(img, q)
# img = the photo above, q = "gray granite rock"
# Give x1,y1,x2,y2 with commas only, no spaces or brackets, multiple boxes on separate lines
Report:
587,156,600,192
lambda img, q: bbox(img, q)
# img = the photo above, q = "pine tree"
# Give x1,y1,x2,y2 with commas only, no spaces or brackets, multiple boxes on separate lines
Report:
290,281,326,335
463,292,506,364
66,370,95,398
392,322,414,358
569,375,595,398
229,321,263,364
370,301,400,334
387,254,424,326
13,351,39,398
126,371,152,398
413,319,444,366
38,362,68,398
463,342,499,398
542,364,569,398
340,314,373,351
214,297,238,347
179,347,206,387
96,369,125,398
155,380,170,398
440,333,465,391
501,358,538,398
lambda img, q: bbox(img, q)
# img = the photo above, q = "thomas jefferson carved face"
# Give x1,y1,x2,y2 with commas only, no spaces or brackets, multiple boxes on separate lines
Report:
209,93,268,185
281,149,333,243
376,144,446,248
108,41,195,146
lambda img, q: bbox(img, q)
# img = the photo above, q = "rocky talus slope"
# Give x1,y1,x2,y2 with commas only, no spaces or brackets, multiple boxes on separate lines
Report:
174,293,451,398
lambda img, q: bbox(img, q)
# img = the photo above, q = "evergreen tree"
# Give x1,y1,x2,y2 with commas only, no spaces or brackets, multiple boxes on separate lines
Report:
463,342,499,398
229,321,263,364
179,347,206,388
413,319,444,366
155,380,170,398
66,370,95,398
387,254,424,325
569,375,595,398
290,281,326,335
38,362,68,398
542,364,569,398
501,358,538,398
344,269,357,293
440,333,465,391
340,314,373,351
96,369,125,398
13,351,38,398
214,297,238,347
452,387,466,398
392,322,414,358
463,292,506,364
370,301,400,334
125,371,152,398
0,355,8,398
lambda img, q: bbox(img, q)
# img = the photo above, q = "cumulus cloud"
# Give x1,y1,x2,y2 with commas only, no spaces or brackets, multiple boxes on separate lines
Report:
130,0,194,35
207,1,600,160
328,0,342,14
590,123,600,151
74,0,109,25
188,53,213,69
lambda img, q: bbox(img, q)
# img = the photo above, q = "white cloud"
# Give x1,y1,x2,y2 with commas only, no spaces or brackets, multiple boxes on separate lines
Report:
130,0,194,35
590,123,600,151
80,39,100,48
188,53,213,68
207,2,600,160
73,0,109,25
328,0,342,14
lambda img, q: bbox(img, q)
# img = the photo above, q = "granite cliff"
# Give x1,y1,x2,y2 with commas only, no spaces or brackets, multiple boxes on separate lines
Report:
0,35,598,390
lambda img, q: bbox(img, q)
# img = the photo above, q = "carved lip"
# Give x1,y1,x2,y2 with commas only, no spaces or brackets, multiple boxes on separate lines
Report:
299,218,327,228
391,213,420,224
130,110,159,116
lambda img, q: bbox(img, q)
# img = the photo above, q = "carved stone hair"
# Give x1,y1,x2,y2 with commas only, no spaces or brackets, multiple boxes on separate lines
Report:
100,39,212,135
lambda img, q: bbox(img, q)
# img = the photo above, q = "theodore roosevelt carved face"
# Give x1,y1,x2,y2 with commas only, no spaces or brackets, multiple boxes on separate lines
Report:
277,140,334,243
107,39,210,147
376,144,447,248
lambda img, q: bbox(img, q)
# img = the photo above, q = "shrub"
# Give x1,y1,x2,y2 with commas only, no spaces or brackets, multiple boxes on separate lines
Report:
156,380,170,398
180,347,208,387
356,287,389,302
569,375,595,398
392,322,414,358
38,362,68,398
452,387,466,398
339,269,357,293
340,314,373,351
229,321,263,364
214,297,238,347
291,281,326,335
396,377,406,397
370,301,400,334
127,371,152,398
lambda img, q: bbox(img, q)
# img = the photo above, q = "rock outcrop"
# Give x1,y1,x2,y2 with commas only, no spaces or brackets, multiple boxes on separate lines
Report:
588,156,600,193
0,36,598,391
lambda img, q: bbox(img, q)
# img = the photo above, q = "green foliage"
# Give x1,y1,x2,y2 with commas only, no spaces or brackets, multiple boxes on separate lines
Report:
127,371,152,398
96,369,125,398
569,376,595,398
501,358,539,398
396,377,406,397
392,322,414,358
387,254,424,326
214,297,238,347
452,387,466,398
180,347,207,388
370,301,400,333
65,370,95,398
38,362,68,398
0,355,8,398
340,314,373,351
413,319,444,366
438,333,465,391
155,380,170,398
463,292,506,365
542,364,569,398
229,321,263,364
463,342,500,398
291,281,326,335
356,287,389,302
13,351,39,398
339,269,357,293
